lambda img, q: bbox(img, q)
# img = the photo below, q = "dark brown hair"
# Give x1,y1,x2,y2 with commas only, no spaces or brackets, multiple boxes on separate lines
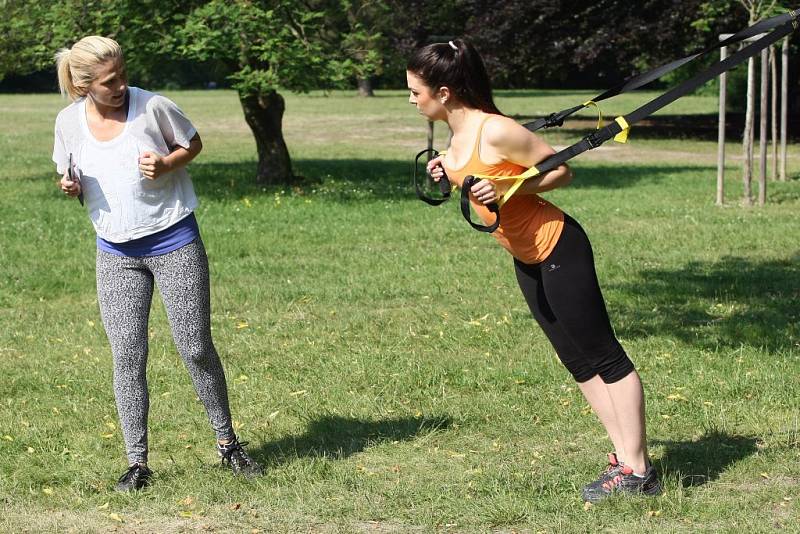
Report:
407,38,502,115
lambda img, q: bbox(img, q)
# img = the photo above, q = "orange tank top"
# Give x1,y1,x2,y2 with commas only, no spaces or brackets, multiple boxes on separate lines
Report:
443,115,564,264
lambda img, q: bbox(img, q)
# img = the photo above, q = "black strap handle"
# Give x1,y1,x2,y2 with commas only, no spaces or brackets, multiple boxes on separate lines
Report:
460,176,500,233
414,148,451,206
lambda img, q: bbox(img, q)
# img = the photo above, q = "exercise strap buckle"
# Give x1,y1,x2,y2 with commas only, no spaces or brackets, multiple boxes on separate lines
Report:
544,112,565,128
583,130,607,149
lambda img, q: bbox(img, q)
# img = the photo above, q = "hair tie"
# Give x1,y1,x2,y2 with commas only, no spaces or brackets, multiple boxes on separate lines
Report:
448,40,457,50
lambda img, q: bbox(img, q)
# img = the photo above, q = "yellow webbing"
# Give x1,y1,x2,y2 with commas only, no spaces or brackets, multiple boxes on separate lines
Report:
613,116,630,143
582,100,604,130
467,165,542,207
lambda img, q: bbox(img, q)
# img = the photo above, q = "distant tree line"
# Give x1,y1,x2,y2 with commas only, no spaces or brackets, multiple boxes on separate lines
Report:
1,0,795,184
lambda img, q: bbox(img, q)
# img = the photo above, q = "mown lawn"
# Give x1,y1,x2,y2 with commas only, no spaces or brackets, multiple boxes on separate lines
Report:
0,88,798,533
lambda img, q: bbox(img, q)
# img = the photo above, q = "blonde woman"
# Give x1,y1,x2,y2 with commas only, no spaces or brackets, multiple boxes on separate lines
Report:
54,36,261,491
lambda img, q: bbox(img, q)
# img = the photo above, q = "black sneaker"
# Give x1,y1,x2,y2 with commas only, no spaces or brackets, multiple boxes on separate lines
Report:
582,464,662,503
217,438,263,477
580,452,623,499
115,463,152,492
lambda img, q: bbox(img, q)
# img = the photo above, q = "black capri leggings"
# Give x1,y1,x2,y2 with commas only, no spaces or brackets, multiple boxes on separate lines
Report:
514,214,634,384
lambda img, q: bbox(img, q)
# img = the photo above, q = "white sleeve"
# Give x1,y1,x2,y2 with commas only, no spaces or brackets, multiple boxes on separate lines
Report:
52,121,68,175
152,96,197,150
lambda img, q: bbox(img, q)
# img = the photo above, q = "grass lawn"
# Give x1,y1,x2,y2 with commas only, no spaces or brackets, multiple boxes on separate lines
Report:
0,88,798,533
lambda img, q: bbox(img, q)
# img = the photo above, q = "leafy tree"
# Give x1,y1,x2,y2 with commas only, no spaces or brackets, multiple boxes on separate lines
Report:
325,0,391,96
1,0,364,184
0,0,200,85
175,1,339,183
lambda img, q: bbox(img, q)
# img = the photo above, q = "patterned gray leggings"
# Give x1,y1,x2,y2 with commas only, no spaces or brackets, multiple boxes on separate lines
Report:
96,238,235,465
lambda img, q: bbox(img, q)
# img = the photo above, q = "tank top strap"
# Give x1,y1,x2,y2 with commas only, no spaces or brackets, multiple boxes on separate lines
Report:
469,114,495,166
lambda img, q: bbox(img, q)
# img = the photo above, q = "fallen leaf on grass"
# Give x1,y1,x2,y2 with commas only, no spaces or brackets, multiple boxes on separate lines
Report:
583,501,592,511
97,502,109,510
42,487,53,495
107,513,123,523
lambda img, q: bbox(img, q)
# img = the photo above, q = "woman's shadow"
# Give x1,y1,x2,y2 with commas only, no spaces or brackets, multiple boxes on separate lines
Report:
250,414,453,468
654,430,758,487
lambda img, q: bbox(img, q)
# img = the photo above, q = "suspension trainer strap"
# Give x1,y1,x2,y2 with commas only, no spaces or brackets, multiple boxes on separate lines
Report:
459,15,797,232
523,11,799,133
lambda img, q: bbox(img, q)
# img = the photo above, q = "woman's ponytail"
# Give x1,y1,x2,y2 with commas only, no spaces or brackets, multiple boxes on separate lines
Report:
55,48,79,100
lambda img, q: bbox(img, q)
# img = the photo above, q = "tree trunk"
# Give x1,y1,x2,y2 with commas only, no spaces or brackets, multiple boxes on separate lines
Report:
357,77,375,97
780,36,789,181
770,46,777,182
239,90,294,184
742,56,755,206
758,48,767,206
717,45,728,206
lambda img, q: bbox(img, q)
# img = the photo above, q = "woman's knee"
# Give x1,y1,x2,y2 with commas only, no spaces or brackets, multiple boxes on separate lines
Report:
593,343,635,384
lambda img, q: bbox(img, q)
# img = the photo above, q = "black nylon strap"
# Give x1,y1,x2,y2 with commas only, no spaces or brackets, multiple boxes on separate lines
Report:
534,17,796,176
524,11,798,133
460,176,500,233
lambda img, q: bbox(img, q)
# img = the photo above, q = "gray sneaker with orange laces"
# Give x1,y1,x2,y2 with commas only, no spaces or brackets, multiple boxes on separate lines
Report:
581,462,662,503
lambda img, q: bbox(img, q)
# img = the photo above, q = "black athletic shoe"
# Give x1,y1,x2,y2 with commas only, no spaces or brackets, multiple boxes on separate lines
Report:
581,452,623,498
217,438,263,477
582,464,662,503
115,463,152,492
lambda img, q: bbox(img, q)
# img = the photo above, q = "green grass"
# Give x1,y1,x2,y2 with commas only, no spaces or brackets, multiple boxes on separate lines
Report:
1,88,799,533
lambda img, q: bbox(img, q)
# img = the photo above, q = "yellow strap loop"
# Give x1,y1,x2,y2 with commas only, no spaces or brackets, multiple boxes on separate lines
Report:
468,165,541,207
613,116,630,143
583,100,604,130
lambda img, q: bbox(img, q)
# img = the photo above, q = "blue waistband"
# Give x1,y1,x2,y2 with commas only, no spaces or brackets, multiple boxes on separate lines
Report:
97,213,200,257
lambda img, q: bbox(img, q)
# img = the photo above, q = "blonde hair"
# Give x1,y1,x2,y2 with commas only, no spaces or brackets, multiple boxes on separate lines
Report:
55,36,123,100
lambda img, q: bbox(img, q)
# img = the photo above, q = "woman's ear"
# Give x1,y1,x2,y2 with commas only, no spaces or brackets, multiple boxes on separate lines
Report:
436,86,452,104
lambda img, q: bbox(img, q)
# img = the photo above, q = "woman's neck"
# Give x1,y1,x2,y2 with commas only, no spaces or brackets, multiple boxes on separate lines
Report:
86,91,128,120
445,106,487,135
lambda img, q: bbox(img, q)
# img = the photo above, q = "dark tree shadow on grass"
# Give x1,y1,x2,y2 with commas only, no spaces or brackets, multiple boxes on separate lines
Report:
189,159,709,201
249,414,452,468
613,256,800,351
653,431,758,487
